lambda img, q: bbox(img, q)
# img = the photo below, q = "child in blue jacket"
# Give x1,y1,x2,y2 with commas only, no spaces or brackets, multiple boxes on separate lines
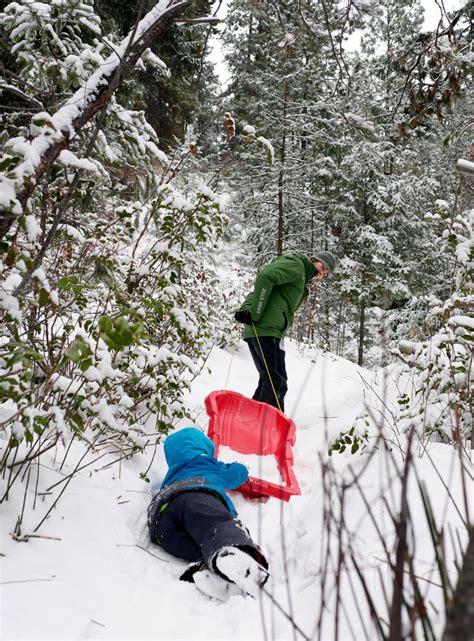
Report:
148,427,269,600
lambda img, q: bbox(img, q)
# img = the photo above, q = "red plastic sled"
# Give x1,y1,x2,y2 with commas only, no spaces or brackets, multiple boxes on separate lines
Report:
205,390,300,501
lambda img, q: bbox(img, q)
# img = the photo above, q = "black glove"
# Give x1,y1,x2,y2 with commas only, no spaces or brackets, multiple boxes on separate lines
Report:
234,310,253,325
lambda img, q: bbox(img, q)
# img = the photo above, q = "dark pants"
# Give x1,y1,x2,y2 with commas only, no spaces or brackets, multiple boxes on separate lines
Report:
246,336,288,412
151,491,263,568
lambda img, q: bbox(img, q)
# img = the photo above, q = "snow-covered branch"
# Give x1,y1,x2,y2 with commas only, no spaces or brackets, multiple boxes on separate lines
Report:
456,158,474,177
0,0,192,240
0,82,44,109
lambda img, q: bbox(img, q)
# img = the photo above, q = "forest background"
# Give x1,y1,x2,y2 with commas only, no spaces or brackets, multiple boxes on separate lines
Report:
0,0,472,639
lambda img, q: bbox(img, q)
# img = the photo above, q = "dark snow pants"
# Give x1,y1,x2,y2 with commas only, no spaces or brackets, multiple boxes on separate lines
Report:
246,336,288,412
150,491,264,568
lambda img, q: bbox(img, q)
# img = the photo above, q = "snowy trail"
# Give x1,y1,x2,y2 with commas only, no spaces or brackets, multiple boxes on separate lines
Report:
0,341,467,640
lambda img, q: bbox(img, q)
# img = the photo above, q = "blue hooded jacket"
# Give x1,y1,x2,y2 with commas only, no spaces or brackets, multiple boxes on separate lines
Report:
157,427,248,516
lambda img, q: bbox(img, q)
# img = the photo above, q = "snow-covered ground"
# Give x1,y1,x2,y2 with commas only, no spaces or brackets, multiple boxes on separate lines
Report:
0,341,470,640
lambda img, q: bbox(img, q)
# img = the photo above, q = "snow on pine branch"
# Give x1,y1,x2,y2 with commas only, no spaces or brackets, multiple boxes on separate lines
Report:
456,158,474,177
0,0,191,226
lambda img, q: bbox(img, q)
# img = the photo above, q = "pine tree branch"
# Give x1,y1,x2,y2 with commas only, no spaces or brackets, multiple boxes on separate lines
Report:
0,82,44,109
175,17,221,25
0,0,192,241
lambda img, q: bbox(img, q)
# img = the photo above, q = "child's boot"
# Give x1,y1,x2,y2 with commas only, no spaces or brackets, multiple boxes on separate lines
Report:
193,567,243,601
213,546,269,598
180,561,242,601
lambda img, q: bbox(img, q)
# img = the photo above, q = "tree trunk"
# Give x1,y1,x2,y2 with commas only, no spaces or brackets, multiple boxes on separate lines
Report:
358,300,365,366
277,167,284,256
324,301,331,351
277,79,288,256
442,527,474,641
336,300,344,356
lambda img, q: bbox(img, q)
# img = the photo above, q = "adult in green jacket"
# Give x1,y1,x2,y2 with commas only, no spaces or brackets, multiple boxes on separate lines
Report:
235,251,336,412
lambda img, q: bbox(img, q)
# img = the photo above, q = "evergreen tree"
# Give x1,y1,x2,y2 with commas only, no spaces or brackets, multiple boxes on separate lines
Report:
94,0,217,148
220,0,470,363
222,0,343,262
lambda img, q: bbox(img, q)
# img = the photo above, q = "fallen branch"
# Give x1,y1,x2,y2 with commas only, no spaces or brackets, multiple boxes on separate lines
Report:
116,543,170,563
0,577,55,585
10,532,62,542
91,620,106,628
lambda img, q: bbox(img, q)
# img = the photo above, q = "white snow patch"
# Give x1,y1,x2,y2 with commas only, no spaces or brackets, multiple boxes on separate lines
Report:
242,124,256,136
0,399,19,425
218,446,284,485
58,150,102,174
24,215,39,241
256,136,275,165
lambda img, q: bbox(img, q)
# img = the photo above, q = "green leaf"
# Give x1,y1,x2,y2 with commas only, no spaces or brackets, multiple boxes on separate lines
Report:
58,275,79,289
31,118,55,130
99,315,113,334
0,155,21,171
64,337,92,364
35,416,48,429
5,343,42,367
69,412,85,432
38,288,52,307
79,357,93,372
57,275,87,297
116,209,133,218
98,315,144,351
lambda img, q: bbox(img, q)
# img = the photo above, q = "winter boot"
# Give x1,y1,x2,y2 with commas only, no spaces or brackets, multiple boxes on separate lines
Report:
193,567,243,602
180,560,242,601
213,546,269,598
179,560,207,583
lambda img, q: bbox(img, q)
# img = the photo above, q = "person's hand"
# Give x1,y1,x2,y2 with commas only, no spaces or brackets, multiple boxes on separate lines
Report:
234,310,253,325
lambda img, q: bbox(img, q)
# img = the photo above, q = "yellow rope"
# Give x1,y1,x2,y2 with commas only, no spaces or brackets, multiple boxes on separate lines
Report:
224,341,238,390
252,322,283,412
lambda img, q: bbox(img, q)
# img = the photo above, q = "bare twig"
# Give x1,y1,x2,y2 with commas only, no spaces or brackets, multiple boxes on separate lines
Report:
0,577,55,585
262,587,310,641
116,543,170,563
10,532,62,542
7,433,60,468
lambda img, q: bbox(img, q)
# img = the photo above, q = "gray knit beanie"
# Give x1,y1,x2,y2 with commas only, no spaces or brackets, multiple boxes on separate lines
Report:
310,251,337,274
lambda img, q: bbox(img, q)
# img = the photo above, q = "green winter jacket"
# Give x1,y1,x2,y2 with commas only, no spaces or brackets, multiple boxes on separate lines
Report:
238,253,316,340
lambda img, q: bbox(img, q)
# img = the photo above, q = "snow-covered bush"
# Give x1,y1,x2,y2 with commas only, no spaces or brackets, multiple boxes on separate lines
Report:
0,1,227,488
0,182,226,455
396,202,473,442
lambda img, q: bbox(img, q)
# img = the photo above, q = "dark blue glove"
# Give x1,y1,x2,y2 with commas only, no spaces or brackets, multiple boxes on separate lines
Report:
234,310,253,325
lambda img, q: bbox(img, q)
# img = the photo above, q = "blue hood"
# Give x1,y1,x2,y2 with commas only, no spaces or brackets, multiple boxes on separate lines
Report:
164,427,215,469
160,427,248,516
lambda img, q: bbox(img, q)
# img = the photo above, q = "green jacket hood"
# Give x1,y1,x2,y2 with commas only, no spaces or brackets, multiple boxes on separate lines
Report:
291,253,317,282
